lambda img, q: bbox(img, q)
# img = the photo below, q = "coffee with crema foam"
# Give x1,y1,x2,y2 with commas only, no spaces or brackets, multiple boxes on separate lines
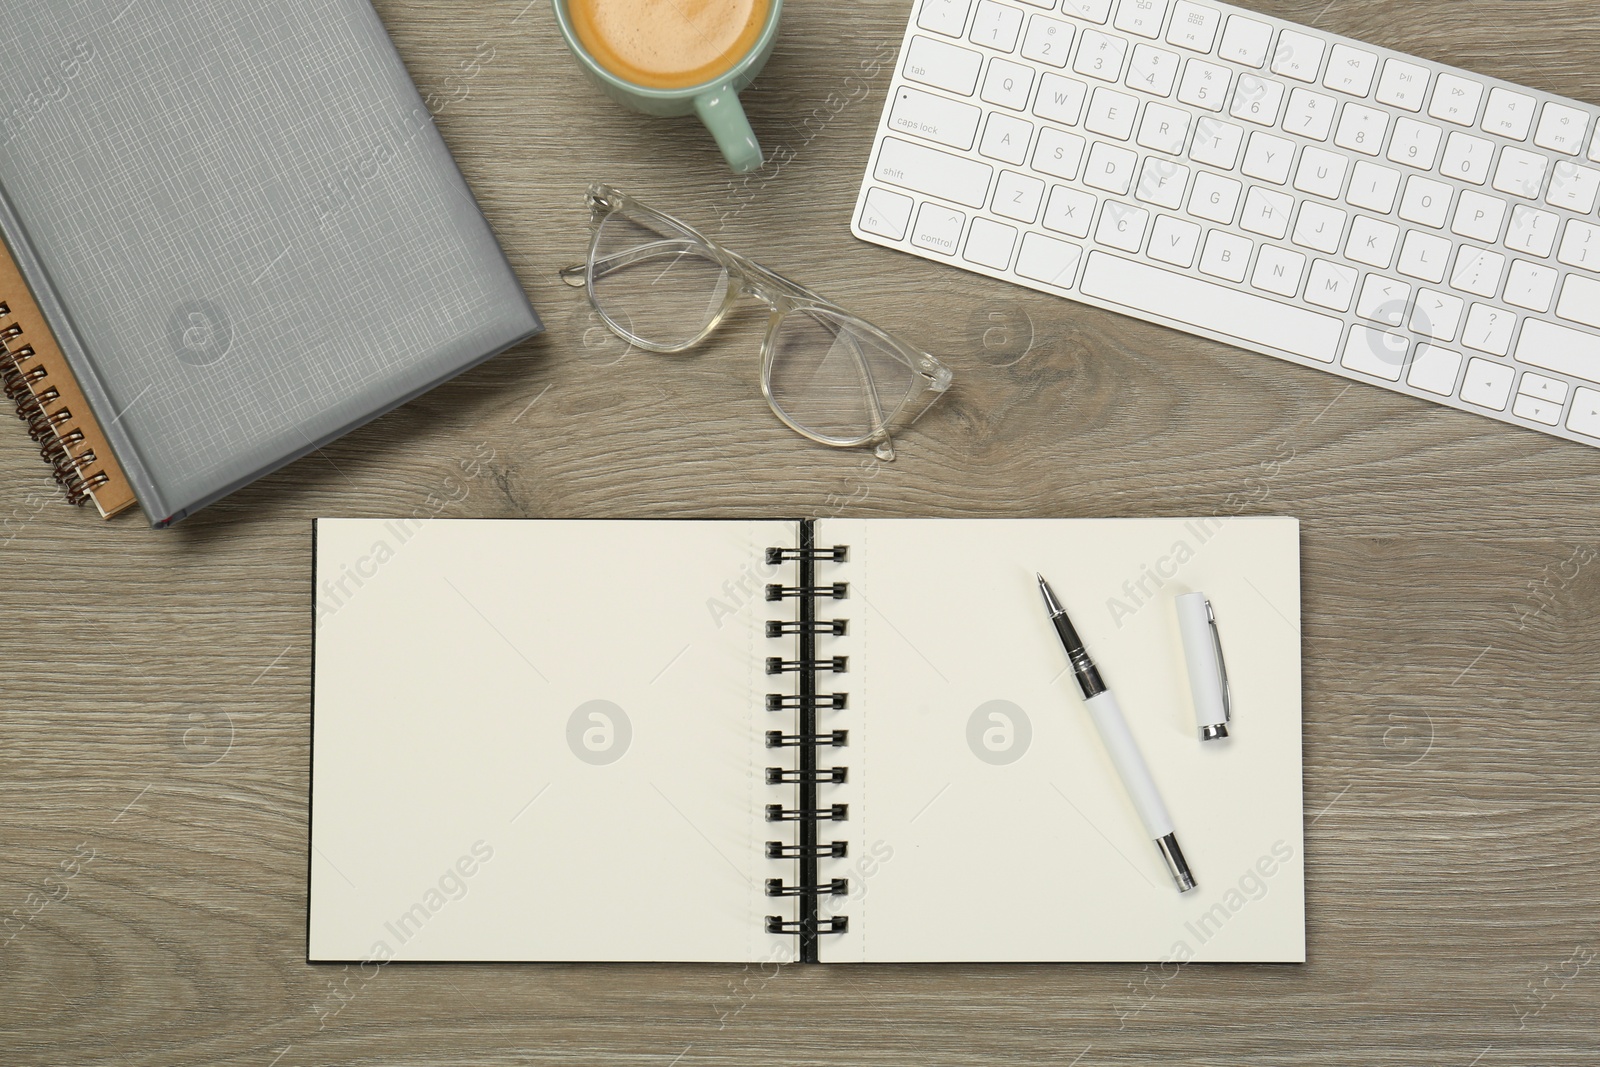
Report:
569,0,772,91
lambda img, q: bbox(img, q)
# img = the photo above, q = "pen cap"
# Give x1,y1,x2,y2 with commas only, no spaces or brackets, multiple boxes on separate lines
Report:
1175,592,1230,741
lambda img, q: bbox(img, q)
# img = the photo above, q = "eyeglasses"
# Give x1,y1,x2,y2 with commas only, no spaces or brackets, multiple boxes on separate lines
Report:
560,184,953,461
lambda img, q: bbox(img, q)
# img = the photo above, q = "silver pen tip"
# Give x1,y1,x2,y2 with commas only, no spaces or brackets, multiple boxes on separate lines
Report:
1037,573,1065,616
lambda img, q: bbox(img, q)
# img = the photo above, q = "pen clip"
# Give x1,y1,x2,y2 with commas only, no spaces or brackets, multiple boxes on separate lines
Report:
1205,598,1231,722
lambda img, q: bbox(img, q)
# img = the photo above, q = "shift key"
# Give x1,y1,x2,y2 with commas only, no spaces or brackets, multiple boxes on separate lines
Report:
875,137,994,208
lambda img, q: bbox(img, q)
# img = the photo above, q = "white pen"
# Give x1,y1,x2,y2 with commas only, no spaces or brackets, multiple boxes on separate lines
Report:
1038,574,1197,893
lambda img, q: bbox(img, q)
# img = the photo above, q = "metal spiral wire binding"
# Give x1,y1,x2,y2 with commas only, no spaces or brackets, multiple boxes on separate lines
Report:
0,316,92,507
763,523,851,961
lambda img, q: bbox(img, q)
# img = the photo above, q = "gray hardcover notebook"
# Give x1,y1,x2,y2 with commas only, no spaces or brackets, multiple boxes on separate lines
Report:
0,0,540,525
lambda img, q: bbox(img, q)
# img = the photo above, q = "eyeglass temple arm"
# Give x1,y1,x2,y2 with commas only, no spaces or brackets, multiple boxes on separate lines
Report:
560,239,708,287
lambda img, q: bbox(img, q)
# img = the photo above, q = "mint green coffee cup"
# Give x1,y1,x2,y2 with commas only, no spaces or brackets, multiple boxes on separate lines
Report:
552,0,782,173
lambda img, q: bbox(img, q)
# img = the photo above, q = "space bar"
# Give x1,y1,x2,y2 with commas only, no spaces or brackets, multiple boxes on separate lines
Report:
1078,252,1344,364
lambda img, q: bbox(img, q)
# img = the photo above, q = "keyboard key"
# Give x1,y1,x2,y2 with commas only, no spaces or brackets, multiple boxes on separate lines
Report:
1334,104,1387,156
982,58,1037,110
904,36,985,96
1166,1,1220,53
858,187,915,241
1295,146,1349,199
1547,161,1600,214
1044,184,1097,236
1342,324,1408,381
912,201,966,255
1493,147,1548,200
1556,274,1600,329
1084,140,1139,193
1114,0,1170,39
1450,190,1506,244
1408,344,1462,394
1149,214,1202,267
1517,319,1600,385
1178,59,1230,112
1356,275,1410,326
1241,186,1293,238
1022,15,1075,68
1506,205,1559,258
1137,102,1192,154
1085,252,1349,367
1481,87,1537,140
1252,244,1307,297
1397,231,1451,284
1558,219,1600,272
1346,215,1399,268
1061,0,1115,23
1519,371,1570,404
993,169,1048,222
1075,30,1129,82
1135,157,1191,208
918,0,974,37
1387,117,1443,170
1503,260,1558,313
1460,357,1515,410
1346,160,1401,212
1282,88,1337,141
1429,73,1485,126
1035,72,1090,125
1292,201,1346,254
1440,132,1494,184
889,87,983,150
1085,86,1140,139
1218,15,1271,68
875,137,994,207
980,113,1035,164
1096,200,1151,251
1451,246,1505,298
1376,58,1430,112
1189,170,1242,223
1462,302,1514,355
1513,393,1562,426
1033,126,1087,179
1535,102,1589,156
1230,75,1285,126
1189,115,1244,168
1015,231,1085,289
1305,259,1358,311
1126,44,1181,96
1399,175,1452,228
1410,289,1464,342
1242,131,1295,184
964,216,1019,268
1573,388,1600,439
1272,30,1326,84
1323,44,1378,97
1199,229,1252,281
970,1,1024,51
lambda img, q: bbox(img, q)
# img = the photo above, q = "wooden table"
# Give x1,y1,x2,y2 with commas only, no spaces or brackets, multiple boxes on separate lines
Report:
4,0,1599,1063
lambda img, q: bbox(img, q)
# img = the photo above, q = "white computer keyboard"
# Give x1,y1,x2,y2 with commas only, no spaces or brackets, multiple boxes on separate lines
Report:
851,0,1600,447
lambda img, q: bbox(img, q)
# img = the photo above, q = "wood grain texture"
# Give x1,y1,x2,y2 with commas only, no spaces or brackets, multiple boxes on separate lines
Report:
3,0,1600,1063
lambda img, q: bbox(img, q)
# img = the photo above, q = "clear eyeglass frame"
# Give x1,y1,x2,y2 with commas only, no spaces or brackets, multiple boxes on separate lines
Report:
560,184,953,461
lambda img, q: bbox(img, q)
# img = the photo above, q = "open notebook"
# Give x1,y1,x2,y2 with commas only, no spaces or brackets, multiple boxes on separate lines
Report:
310,517,1304,963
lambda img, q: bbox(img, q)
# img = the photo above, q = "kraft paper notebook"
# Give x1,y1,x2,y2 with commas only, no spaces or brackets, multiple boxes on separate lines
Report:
310,518,1305,964
0,0,540,525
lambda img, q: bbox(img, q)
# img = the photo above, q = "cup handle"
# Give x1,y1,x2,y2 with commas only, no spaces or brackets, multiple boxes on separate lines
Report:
694,86,764,173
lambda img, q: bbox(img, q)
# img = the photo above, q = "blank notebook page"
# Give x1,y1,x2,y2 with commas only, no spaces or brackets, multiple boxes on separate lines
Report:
816,518,1305,963
310,518,793,962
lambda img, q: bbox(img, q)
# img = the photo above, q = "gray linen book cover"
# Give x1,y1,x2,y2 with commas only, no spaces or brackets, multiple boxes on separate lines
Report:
0,0,541,524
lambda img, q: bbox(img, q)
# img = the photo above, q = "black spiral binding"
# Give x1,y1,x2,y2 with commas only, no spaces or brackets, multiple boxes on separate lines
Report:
763,520,850,960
